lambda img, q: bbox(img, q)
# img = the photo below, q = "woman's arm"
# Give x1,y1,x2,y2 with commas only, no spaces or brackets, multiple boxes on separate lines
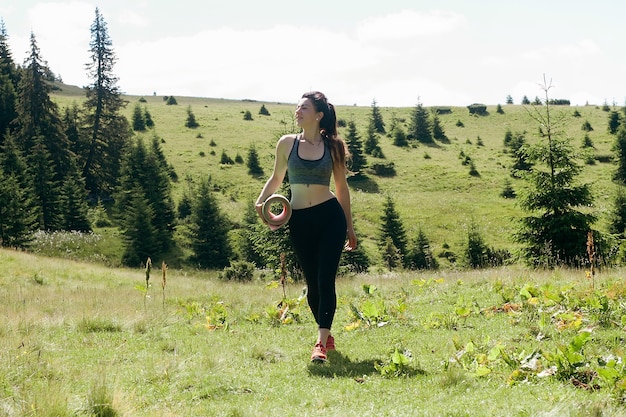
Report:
333,162,357,250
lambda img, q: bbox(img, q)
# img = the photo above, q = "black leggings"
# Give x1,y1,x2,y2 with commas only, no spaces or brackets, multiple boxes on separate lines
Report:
288,198,347,330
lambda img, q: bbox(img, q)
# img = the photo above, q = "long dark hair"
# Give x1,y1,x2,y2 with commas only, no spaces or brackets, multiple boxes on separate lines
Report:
301,91,349,168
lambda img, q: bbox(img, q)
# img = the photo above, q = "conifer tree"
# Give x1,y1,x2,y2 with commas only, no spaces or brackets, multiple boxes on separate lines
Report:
614,125,626,185
132,103,146,131
431,112,448,142
369,99,385,134
62,158,91,232
120,186,159,267
364,119,384,158
0,132,38,246
189,177,232,269
378,194,408,268
0,20,19,143
15,33,72,178
29,137,64,230
409,101,433,144
81,7,131,197
115,136,175,258
515,77,595,267
406,228,438,270
185,105,199,128
246,143,263,176
344,120,367,174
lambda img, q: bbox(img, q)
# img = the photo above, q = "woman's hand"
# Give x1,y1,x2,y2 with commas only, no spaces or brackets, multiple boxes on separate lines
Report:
345,228,357,251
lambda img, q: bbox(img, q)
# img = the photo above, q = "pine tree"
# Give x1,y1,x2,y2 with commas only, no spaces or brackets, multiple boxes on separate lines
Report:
613,125,626,185
364,119,384,158
189,177,232,269
29,137,64,230
82,8,131,197
344,120,367,174
147,135,175,250
15,33,72,178
120,187,159,267
116,136,175,257
185,105,199,128
515,77,596,267
369,99,385,134
431,112,448,142
62,158,91,232
409,101,433,144
246,143,263,176
0,21,18,143
132,103,146,131
609,185,626,237
378,194,408,268
0,132,38,246
406,228,438,270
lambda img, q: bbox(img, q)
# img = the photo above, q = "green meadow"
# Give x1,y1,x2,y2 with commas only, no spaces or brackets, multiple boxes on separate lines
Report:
2,85,626,416
3,249,626,416
50,85,619,268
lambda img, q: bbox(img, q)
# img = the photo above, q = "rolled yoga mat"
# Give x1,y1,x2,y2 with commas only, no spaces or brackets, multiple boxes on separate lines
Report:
262,194,292,230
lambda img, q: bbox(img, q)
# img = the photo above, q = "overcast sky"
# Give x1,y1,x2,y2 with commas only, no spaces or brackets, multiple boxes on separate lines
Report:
1,0,624,107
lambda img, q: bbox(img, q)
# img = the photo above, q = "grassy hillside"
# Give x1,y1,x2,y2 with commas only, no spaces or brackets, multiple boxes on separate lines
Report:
51,83,620,268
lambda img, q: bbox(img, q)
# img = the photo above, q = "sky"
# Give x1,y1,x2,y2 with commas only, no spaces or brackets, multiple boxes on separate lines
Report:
1,0,625,107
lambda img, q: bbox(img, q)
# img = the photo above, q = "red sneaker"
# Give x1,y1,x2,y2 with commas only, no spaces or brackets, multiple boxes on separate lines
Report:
310,342,327,363
326,334,335,351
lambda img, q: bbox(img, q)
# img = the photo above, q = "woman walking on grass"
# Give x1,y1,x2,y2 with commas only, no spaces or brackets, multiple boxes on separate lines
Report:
255,91,357,363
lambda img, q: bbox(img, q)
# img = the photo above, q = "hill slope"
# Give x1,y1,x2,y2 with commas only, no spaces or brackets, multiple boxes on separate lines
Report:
52,85,620,267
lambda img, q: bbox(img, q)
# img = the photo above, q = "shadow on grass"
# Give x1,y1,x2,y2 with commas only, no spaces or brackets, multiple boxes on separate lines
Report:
307,351,427,379
307,351,378,378
347,175,379,193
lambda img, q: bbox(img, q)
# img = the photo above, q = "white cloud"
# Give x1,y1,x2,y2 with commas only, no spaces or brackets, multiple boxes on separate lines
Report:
117,9,149,28
18,2,94,84
355,9,466,42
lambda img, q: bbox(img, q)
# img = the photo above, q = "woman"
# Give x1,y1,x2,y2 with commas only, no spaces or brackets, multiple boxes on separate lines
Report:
255,91,357,363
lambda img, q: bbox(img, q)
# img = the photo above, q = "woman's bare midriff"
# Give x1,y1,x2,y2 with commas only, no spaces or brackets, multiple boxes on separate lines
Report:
290,183,335,210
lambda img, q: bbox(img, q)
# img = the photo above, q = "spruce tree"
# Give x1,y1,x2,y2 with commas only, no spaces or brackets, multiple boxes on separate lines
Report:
62,158,91,232
120,187,159,267
406,228,438,270
514,77,596,267
369,99,385,134
409,101,433,144
246,143,263,176
363,119,383,158
82,7,131,197
613,125,626,185
15,33,72,178
0,21,18,143
431,113,448,142
28,137,64,230
115,136,175,257
185,106,199,128
0,132,38,246
378,194,408,268
189,177,232,269
344,120,367,174
132,103,146,131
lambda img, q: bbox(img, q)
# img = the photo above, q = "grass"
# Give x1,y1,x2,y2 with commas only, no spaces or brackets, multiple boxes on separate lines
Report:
3,248,626,416
50,83,622,268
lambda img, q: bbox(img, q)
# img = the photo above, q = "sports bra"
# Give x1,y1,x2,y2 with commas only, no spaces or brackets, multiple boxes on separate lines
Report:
287,135,333,186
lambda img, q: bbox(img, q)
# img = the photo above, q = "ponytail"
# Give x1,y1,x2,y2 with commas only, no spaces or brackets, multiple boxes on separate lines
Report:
301,91,349,169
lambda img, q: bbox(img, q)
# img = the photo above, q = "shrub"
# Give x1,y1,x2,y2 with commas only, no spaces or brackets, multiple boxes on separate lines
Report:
369,162,396,177
467,103,487,115
218,260,255,282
